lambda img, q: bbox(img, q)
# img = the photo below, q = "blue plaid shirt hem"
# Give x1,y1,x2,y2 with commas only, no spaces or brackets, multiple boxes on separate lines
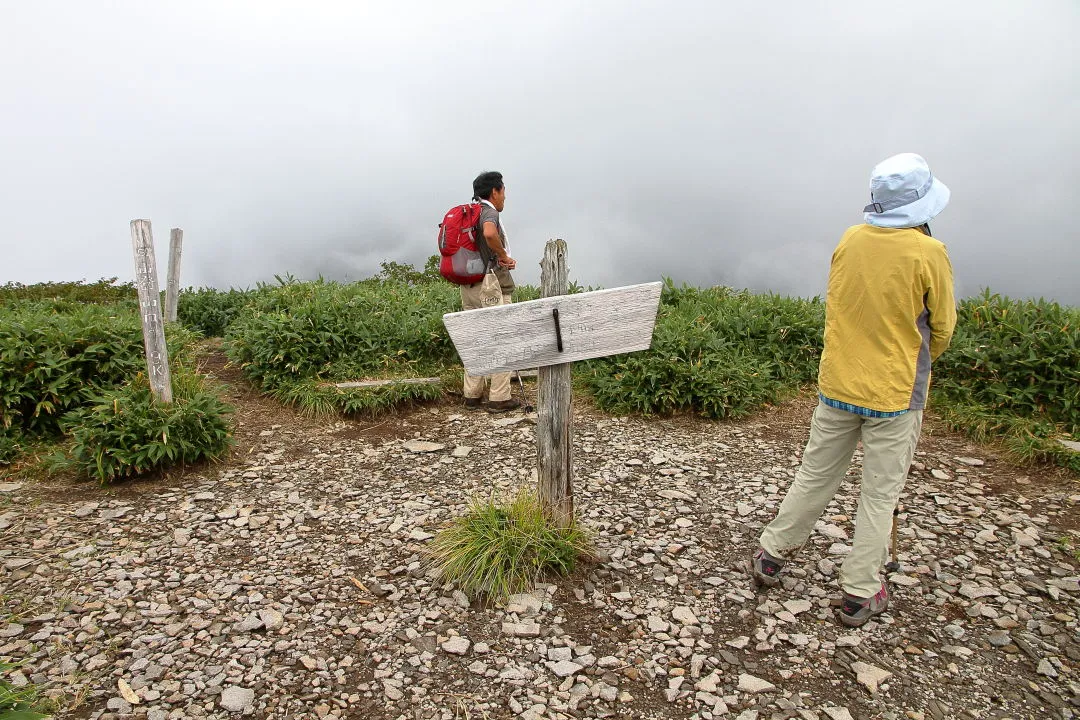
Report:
819,394,909,418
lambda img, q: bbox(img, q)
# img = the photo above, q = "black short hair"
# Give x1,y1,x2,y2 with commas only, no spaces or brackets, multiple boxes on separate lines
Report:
472,171,504,201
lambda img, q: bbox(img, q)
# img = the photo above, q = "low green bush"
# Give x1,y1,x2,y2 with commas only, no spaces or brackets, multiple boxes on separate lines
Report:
934,291,1080,434
581,282,824,418
0,305,198,437
62,368,233,484
177,287,256,337
0,278,136,306
225,277,461,415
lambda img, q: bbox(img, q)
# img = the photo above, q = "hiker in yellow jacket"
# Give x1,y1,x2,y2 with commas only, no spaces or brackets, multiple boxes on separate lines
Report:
749,153,957,628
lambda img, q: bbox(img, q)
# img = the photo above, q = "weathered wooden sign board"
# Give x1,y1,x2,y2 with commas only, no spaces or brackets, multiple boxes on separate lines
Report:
442,281,662,376
443,239,661,528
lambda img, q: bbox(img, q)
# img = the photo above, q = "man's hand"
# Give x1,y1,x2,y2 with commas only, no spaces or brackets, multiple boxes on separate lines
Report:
498,256,517,270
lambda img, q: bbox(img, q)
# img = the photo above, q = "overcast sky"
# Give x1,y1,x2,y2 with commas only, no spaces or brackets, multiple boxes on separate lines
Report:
2,1,1077,304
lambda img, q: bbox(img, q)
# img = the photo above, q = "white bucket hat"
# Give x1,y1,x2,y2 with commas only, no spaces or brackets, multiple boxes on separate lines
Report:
863,153,950,229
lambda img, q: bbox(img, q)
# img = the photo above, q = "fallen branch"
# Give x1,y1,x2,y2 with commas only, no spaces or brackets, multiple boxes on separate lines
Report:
332,377,441,389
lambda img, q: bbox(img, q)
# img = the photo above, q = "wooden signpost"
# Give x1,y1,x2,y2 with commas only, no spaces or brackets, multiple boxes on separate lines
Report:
443,239,661,527
130,219,173,404
164,228,183,323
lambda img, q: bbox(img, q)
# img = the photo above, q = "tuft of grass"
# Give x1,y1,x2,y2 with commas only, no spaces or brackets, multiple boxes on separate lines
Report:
932,394,1080,474
425,489,595,601
0,660,52,719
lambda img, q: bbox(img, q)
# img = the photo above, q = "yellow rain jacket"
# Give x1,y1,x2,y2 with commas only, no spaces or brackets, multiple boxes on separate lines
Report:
818,224,956,413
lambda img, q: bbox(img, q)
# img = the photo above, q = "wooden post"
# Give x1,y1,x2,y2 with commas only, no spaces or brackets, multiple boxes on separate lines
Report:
130,219,173,404
164,227,183,323
537,239,573,527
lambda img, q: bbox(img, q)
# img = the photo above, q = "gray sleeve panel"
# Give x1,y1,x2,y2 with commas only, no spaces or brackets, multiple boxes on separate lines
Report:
909,305,933,410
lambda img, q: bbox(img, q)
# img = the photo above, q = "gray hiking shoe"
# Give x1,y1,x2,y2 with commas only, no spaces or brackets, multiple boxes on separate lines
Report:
837,583,889,627
747,547,786,588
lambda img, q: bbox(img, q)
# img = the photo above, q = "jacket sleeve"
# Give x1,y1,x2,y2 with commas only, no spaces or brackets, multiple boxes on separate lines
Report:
925,242,957,360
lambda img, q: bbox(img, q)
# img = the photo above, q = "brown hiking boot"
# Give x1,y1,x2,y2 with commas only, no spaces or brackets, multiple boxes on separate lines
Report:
486,399,522,413
463,397,483,409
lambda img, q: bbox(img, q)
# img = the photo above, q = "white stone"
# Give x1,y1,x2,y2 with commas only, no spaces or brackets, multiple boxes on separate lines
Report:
672,606,699,625
931,469,950,480
548,660,583,678
958,583,998,599
851,661,892,693
220,686,255,713
403,440,446,453
258,609,284,631
502,621,541,637
1037,659,1059,677
738,673,775,693
0,483,22,493
648,615,669,633
817,523,848,539
695,671,721,693
823,707,856,720
506,593,544,616
889,574,921,587
783,599,813,615
452,445,473,457
442,636,471,655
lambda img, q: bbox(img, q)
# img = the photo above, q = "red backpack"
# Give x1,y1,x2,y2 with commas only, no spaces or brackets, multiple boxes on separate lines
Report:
437,203,488,284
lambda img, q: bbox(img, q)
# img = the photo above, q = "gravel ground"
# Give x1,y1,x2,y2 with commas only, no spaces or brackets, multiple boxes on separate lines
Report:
1,358,1078,720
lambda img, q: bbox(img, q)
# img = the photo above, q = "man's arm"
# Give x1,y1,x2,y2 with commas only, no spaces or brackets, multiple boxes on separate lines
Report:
926,242,957,360
483,222,516,269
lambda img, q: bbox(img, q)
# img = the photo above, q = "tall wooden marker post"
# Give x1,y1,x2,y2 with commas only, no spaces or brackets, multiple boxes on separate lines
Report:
443,239,661,528
536,240,573,526
130,219,173,404
164,228,183,323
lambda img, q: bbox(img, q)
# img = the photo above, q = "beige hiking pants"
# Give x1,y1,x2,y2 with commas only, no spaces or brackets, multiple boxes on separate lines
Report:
459,277,513,402
758,401,923,598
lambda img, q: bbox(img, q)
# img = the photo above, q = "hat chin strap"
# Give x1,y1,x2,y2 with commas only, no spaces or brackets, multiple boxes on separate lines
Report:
864,174,935,214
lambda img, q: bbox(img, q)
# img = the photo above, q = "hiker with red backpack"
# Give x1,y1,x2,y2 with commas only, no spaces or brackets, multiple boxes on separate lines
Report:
437,171,521,412
748,153,957,627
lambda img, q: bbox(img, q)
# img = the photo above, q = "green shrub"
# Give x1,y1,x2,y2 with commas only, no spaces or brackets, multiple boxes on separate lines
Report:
225,277,462,414
934,291,1080,434
0,306,146,435
177,287,257,337
0,305,199,437
62,368,233,484
0,278,136,306
425,489,595,600
581,282,824,418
